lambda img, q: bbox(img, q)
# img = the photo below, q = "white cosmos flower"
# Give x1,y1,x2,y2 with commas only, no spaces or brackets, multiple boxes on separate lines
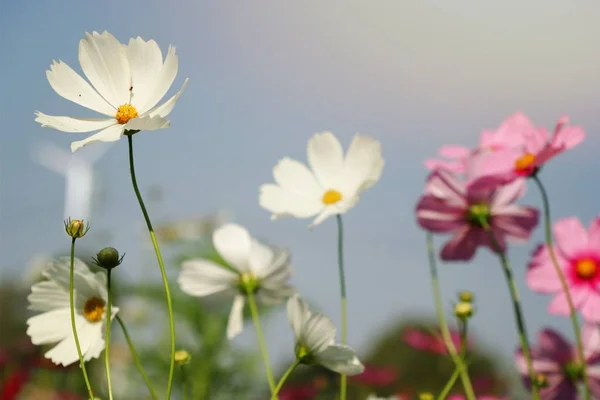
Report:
178,223,294,339
260,131,384,228
287,294,364,375
26,257,118,366
35,30,189,152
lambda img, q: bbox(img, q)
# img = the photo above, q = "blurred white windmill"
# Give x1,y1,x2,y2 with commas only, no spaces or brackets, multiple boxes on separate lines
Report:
31,141,112,222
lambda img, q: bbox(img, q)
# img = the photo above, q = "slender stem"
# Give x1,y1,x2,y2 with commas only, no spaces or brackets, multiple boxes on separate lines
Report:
115,315,158,400
180,365,188,400
483,224,540,400
532,175,590,399
426,233,476,400
437,366,461,400
459,320,468,360
335,215,348,400
104,269,114,400
127,133,176,399
247,290,276,392
69,238,95,400
271,359,302,400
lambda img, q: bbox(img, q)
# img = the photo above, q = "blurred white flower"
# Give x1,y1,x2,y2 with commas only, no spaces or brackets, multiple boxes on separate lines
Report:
366,395,400,400
287,294,364,375
178,223,294,339
260,132,384,228
26,257,118,366
35,30,188,152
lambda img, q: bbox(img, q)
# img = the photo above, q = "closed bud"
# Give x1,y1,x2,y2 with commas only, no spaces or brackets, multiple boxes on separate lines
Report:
92,247,124,270
419,393,434,400
65,218,89,239
454,301,474,320
174,349,191,365
458,291,474,303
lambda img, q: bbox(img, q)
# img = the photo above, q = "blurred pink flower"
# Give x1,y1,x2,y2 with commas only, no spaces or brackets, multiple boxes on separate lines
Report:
424,112,531,173
514,327,600,399
0,367,30,400
415,169,539,261
402,327,470,354
527,217,600,322
278,381,320,400
447,396,508,400
467,116,584,183
349,364,397,386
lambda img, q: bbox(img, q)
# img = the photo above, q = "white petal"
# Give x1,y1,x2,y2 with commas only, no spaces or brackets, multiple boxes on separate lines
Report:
226,295,246,339
286,294,312,342
178,259,238,297
273,157,323,197
127,37,163,111
43,257,100,299
307,132,345,188
28,280,69,312
81,322,105,362
213,223,252,271
342,134,384,196
79,31,131,108
304,314,337,353
45,60,115,116
258,285,295,305
34,112,116,133
259,184,323,220
43,315,95,366
248,239,274,277
71,124,124,152
309,207,339,229
124,115,169,131
259,249,292,283
139,46,179,114
146,78,189,118
317,344,364,375
26,308,72,344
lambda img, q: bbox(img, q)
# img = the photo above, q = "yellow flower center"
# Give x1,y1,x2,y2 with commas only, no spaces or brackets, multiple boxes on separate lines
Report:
115,104,138,124
514,152,536,172
575,258,598,280
322,189,343,205
83,296,106,323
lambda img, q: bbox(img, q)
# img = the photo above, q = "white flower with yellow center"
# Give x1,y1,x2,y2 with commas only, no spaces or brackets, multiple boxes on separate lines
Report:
35,30,189,152
26,257,118,366
260,132,384,228
287,294,364,375
178,223,294,339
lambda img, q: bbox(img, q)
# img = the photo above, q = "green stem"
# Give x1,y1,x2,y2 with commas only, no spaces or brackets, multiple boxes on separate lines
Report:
115,315,158,400
532,175,590,399
127,133,176,400
437,366,462,400
426,233,476,400
247,291,276,392
335,215,348,400
180,365,188,400
271,359,301,400
69,238,95,400
104,269,114,400
483,224,540,400
459,320,468,360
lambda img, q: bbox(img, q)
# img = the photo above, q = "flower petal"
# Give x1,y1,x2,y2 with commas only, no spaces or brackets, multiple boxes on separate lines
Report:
287,294,312,342
127,37,163,111
548,285,590,316
78,31,131,108
272,157,322,197
309,206,340,229
226,295,246,339
45,60,115,116
304,313,337,353
34,112,116,133
138,46,179,114
213,223,252,271
248,239,274,276
491,179,527,208
415,195,466,233
423,169,467,207
526,245,567,293
580,292,600,324
124,115,169,131
536,328,572,360
553,217,590,259
342,134,384,195
317,344,365,375
178,259,238,296
307,132,345,188
26,308,72,345
27,280,69,312
582,324,600,362
440,225,482,261
438,145,471,159
146,78,189,118
259,184,323,220
70,124,124,152
493,205,539,242
588,217,600,250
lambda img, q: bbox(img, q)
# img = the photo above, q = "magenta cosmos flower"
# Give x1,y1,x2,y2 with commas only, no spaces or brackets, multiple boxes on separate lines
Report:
514,327,600,399
424,112,531,174
467,116,584,184
402,326,470,354
527,216,600,322
416,169,539,261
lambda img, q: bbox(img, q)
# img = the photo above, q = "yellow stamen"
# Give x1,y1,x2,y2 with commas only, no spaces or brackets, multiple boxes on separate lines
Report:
115,104,138,124
322,189,343,205
575,259,598,280
83,296,106,323
515,152,536,172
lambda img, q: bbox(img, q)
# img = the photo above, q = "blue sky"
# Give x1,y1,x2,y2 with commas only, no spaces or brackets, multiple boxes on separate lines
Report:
2,0,600,378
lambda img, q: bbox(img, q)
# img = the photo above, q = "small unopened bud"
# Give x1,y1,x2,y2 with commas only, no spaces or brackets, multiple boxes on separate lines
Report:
454,301,474,320
533,372,549,388
174,349,191,365
458,291,474,303
92,247,124,270
65,218,89,239
418,393,434,400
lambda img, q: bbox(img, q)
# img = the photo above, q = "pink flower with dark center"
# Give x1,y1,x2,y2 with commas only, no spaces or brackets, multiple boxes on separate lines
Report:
402,327,469,354
416,169,539,261
527,217,600,322
514,327,600,399
467,116,585,184
349,364,397,387
424,112,532,174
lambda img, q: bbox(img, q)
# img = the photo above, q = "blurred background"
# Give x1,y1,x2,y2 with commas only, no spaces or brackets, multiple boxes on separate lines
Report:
2,1,600,398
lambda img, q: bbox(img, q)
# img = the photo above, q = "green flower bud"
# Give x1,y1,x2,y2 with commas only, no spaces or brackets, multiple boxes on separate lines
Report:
454,301,474,320
419,393,434,400
458,291,474,303
64,218,89,239
92,247,124,270
174,349,191,365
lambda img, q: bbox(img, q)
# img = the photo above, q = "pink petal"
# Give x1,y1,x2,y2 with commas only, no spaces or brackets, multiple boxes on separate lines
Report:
440,225,484,261
523,127,549,155
536,329,572,361
587,365,600,398
492,112,535,147
424,158,464,173
526,245,567,293
514,348,560,375
491,179,527,208
588,217,600,250
415,195,466,233
438,145,471,159
423,170,467,207
580,292,600,323
582,324,600,363
548,285,590,316
493,205,539,242
465,148,520,184
553,217,590,259
552,124,585,150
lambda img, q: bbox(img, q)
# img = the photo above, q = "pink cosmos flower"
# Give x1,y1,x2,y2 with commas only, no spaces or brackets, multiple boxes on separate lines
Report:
402,327,470,354
527,217,600,322
415,169,539,261
424,112,532,174
514,326,600,399
467,116,585,184
349,364,397,386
